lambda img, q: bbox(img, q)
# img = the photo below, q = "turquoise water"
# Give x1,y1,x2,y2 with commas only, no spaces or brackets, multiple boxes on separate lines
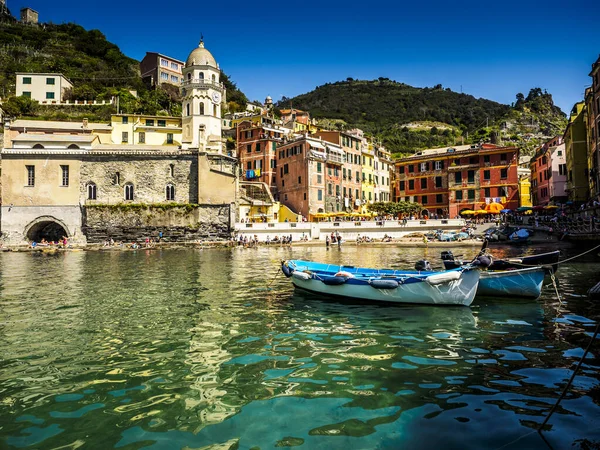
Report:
1,245,599,449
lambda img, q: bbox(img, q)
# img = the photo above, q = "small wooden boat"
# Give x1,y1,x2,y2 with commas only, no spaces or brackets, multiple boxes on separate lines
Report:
477,267,546,299
441,249,560,273
281,260,481,306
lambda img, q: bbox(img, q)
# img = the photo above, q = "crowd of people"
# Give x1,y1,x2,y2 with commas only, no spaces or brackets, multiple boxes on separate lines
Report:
30,236,69,249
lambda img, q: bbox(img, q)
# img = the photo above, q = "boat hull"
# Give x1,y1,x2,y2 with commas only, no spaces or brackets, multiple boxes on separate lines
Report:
283,260,480,306
477,267,545,299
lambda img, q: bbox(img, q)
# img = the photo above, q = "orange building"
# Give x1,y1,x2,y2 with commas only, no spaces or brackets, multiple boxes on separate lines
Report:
394,144,519,217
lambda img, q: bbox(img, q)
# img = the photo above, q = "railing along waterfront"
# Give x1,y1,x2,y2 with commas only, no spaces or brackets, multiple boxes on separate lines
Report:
234,219,466,241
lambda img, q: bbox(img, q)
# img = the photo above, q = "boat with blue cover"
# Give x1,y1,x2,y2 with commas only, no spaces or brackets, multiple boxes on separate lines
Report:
281,260,481,306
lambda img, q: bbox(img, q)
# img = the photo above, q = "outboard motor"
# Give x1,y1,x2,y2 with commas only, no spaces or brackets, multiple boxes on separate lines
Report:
440,250,455,262
472,254,493,268
415,260,432,272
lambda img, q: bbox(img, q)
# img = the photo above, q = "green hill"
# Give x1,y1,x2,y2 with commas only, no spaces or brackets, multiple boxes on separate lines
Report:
278,79,567,155
0,19,247,120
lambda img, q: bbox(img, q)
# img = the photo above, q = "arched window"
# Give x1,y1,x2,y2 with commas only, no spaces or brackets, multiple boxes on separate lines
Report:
211,74,216,82
124,183,134,201
32,144,44,149
169,164,174,177
166,184,175,201
68,144,80,149
199,72,204,80
186,103,190,116
213,104,217,116
87,182,97,200
114,172,120,185
199,102,205,115
187,72,191,80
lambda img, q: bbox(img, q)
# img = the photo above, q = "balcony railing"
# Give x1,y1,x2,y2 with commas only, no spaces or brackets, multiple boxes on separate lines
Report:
326,153,345,165
181,79,224,90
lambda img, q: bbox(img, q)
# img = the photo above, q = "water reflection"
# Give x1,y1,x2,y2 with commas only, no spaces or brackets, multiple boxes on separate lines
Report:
0,245,599,449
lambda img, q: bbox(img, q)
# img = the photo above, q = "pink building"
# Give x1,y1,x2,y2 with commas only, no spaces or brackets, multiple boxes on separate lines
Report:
276,135,345,218
530,136,566,206
549,142,568,203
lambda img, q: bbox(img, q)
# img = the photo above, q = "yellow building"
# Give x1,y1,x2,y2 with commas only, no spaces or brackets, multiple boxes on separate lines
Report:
519,176,532,207
361,142,375,211
564,102,589,202
110,114,182,146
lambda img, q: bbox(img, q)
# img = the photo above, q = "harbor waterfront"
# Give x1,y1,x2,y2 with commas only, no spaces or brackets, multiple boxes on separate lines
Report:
234,219,466,242
1,245,600,449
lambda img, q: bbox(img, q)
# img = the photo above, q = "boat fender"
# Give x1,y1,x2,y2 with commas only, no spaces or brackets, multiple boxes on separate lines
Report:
472,255,493,268
334,271,354,278
281,261,293,278
321,276,348,285
291,271,311,281
415,260,432,271
369,279,400,289
426,271,461,285
507,258,523,264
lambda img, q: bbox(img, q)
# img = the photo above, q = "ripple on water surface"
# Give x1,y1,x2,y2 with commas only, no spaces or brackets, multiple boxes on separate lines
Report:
1,246,600,449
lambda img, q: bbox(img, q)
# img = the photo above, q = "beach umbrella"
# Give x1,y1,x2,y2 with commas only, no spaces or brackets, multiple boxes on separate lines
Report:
460,210,476,215
484,202,504,214
500,209,512,213
516,206,532,212
475,209,488,215
544,205,559,210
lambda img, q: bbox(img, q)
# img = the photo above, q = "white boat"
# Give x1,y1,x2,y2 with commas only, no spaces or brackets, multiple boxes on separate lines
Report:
477,266,545,299
281,260,481,306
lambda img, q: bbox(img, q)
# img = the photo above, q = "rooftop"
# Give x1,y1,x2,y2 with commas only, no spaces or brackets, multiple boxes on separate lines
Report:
11,134,98,143
10,119,111,131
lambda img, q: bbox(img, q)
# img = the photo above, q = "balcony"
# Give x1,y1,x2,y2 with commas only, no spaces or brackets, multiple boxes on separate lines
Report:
326,153,345,165
448,163,479,171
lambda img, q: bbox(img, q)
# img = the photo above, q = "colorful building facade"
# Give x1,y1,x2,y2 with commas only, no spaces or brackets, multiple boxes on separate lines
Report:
110,114,182,146
564,102,589,202
394,144,519,217
236,119,289,195
275,136,345,218
587,56,600,201
313,131,362,211
140,52,185,87
530,136,565,206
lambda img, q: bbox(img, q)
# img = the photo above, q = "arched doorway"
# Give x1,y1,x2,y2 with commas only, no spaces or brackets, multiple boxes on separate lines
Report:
24,217,70,243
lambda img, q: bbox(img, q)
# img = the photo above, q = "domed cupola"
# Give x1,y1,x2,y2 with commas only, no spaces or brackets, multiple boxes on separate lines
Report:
186,39,218,68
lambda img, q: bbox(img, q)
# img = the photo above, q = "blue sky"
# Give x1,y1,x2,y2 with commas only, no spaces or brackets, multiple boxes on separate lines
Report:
11,0,599,113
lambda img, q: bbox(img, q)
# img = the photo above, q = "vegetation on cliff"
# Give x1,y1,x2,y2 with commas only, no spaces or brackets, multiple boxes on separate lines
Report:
279,79,567,156
0,19,247,120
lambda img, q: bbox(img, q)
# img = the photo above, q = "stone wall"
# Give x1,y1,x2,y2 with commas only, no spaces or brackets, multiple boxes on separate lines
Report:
82,204,232,243
80,154,198,205
1,205,85,245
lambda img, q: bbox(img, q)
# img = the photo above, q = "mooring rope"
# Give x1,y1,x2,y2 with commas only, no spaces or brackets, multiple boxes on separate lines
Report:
538,319,600,432
549,269,563,305
266,268,282,289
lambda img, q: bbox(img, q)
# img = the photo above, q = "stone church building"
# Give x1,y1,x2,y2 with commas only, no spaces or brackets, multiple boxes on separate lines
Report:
0,40,238,245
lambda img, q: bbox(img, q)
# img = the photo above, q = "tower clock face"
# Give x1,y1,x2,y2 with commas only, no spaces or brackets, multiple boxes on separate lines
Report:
212,91,221,104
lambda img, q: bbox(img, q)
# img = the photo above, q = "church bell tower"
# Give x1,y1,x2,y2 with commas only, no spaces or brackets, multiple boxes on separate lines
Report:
181,39,225,152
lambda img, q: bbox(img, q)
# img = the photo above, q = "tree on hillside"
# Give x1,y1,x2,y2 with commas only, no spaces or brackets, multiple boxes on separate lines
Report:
1,95,39,118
